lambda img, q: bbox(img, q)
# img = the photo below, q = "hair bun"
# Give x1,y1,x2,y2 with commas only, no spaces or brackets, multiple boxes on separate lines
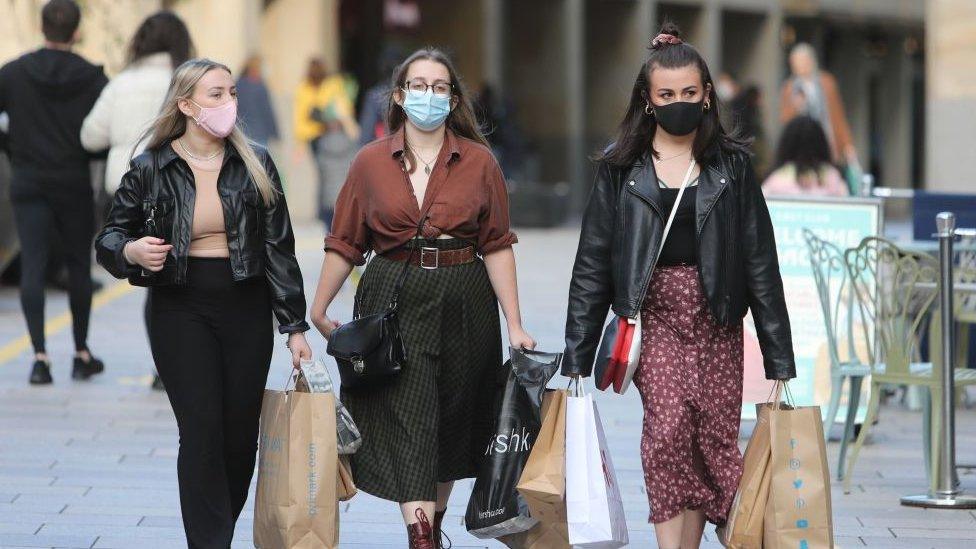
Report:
650,21,684,49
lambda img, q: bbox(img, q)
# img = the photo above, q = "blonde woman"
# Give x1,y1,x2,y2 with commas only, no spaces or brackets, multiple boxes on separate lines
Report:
95,59,312,548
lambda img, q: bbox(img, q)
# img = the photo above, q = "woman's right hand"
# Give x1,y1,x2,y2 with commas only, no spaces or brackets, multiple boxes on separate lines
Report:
124,237,172,271
312,311,341,340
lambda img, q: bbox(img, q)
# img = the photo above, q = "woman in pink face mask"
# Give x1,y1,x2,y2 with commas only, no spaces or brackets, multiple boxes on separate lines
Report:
95,59,312,548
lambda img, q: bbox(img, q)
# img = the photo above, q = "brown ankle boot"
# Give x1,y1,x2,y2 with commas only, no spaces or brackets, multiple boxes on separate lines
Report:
433,509,452,548
407,509,436,549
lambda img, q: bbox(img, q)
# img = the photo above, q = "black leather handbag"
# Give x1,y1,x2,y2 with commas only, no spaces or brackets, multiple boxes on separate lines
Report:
327,218,425,391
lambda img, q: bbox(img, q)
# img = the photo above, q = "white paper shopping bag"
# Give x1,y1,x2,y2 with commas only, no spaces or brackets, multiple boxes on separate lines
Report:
566,390,628,548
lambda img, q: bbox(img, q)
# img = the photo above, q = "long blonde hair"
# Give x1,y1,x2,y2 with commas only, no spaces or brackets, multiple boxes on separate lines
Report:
137,58,277,206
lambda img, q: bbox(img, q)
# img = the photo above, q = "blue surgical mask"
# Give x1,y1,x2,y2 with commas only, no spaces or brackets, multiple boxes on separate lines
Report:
402,88,451,131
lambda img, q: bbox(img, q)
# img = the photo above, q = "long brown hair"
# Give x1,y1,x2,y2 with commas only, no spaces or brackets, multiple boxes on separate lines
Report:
135,59,277,206
386,48,487,172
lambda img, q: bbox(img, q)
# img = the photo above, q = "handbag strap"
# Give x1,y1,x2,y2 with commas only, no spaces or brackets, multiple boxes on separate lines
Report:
387,213,428,310
626,159,696,321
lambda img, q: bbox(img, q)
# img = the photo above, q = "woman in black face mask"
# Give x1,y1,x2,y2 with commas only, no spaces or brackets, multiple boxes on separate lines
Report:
561,21,796,549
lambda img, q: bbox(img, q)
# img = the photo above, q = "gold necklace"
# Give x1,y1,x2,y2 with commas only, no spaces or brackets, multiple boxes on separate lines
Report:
408,144,441,175
654,148,691,164
178,139,222,161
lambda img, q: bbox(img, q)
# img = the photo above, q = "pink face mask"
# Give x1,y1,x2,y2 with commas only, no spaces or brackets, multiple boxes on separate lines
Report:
190,99,237,138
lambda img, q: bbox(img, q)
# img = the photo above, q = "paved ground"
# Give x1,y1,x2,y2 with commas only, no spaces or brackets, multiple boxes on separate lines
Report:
0,225,975,548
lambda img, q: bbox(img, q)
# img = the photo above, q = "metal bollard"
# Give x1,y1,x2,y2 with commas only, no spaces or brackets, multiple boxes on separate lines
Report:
901,212,976,509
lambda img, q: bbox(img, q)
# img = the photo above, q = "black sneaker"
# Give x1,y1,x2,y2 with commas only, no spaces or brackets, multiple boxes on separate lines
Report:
72,355,105,380
29,361,53,385
151,374,165,391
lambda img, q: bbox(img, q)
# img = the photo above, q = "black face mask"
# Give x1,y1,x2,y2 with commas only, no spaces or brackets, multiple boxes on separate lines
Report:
653,99,705,136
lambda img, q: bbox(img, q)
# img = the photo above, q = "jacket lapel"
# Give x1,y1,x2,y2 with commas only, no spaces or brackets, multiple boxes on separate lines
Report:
695,152,731,234
624,158,664,219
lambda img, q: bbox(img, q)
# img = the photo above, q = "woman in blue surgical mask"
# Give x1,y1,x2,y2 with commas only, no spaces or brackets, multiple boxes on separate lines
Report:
309,48,535,548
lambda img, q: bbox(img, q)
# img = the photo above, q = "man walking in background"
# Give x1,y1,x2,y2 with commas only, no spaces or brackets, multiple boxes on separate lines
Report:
0,0,108,385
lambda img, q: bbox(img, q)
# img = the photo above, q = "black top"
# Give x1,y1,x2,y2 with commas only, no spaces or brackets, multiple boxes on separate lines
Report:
656,184,697,266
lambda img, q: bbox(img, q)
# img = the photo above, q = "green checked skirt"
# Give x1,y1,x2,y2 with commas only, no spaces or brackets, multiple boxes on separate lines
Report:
340,238,503,503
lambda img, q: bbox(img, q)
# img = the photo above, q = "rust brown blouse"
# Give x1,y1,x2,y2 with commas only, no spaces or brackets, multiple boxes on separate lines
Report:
324,128,517,265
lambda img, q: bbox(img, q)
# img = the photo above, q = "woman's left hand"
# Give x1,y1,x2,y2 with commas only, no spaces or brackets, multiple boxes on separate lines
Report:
508,325,537,351
287,332,313,369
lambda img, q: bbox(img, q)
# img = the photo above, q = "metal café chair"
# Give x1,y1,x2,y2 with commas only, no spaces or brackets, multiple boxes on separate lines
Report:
841,236,951,493
802,229,871,480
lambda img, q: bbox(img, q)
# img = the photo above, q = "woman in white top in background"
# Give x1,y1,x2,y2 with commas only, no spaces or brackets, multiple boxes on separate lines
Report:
81,11,194,194
80,10,194,391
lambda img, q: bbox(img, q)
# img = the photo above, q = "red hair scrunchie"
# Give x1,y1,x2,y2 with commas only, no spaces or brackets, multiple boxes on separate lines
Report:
651,33,682,47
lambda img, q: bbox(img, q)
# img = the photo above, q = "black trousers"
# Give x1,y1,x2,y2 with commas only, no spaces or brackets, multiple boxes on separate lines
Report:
149,259,273,549
10,182,94,354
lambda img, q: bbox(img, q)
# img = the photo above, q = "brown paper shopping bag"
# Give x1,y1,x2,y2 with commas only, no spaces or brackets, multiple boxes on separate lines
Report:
254,388,340,549
723,403,775,549
337,455,357,502
763,402,834,549
513,389,570,548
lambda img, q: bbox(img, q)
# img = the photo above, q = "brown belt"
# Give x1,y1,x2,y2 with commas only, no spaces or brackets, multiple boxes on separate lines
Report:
381,245,476,269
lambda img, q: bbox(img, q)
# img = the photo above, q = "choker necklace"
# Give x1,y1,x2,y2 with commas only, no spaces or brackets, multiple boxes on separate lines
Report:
178,139,222,161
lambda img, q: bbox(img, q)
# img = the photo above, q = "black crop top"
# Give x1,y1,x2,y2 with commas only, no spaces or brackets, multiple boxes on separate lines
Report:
657,184,697,266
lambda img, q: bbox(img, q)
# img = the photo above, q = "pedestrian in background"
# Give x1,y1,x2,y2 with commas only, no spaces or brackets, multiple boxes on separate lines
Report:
95,58,312,548
781,43,857,166
236,54,279,148
763,115,849,197
310,48,536,549
562,22,796,549
293,58,360,228
80,11,194,391
358,47,403,147
0,0,108,385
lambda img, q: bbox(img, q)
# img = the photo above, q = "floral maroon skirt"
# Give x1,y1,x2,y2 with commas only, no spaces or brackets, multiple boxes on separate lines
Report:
633,265,744,525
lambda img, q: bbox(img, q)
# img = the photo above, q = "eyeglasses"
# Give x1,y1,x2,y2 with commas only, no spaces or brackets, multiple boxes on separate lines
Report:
403,79,453,96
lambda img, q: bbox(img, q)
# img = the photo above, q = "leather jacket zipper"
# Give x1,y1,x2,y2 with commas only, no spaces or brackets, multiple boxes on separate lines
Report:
625,186,663,319
695,184,728,304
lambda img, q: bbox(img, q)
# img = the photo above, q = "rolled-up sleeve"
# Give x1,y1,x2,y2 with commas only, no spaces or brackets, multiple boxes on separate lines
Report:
324,160,370,265
477,157,518,254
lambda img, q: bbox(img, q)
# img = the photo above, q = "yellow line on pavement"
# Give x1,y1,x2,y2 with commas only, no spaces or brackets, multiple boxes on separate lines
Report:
0,280,135,366
0,234,324,367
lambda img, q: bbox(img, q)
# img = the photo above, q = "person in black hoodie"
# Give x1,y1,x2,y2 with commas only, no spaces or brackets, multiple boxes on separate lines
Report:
0,0,108,385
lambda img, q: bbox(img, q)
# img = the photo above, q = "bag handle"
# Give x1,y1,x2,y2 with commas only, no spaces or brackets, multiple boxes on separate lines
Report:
140,150,163,278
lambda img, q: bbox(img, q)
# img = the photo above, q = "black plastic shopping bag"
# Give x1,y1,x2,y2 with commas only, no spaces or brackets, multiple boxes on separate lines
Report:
465,348,561,539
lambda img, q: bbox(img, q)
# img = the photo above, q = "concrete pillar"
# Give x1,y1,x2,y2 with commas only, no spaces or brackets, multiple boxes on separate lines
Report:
757,7,783,154
482,0,504,90
566,0,586,212
880,34,913,189
925,0,976,192
695,0,722,71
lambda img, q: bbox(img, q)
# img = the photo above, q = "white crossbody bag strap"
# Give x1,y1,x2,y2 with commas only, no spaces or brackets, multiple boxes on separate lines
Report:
617,159,697,394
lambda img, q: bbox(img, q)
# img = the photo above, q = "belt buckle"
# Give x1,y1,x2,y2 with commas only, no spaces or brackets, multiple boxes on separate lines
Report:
420,247,439,270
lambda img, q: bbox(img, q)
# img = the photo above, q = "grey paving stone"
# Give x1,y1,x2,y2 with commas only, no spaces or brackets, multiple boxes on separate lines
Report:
0,534,96,548
92,537,184,549
860,537,976,548
38,524,184,539
0,524,40,535
891,527,976,539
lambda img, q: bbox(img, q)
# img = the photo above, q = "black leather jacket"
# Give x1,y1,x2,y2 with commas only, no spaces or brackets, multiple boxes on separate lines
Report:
95,142,310,334
563,147,796,380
